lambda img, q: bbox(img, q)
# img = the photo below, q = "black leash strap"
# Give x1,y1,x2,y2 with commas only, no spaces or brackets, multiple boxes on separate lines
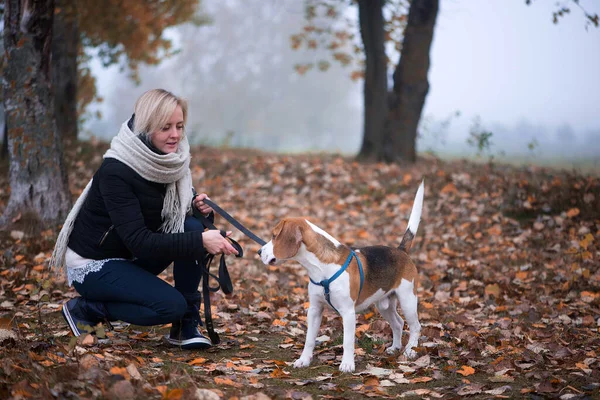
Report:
201,198,267,246
192,204,242,345
201,256,220,344
191,192,267,345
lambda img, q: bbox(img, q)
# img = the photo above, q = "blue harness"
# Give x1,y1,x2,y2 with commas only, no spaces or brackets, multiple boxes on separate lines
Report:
309,250,364,313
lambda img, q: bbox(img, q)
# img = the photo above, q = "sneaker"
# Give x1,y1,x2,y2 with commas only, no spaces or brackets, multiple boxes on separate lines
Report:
61,298,99,337
166,320,212,349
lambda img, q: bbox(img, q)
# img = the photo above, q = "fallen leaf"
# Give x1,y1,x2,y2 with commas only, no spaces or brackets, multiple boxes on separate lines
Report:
409,377,432,383
109,366,130,380
188,357,207,366
485,284,501,298
214,377,243,388
457,365,475,376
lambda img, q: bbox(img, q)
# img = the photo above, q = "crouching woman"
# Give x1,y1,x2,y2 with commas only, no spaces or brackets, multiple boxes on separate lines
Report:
50,89,238,349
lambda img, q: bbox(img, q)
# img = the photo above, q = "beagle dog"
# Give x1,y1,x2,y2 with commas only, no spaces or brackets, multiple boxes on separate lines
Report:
259,182,425,372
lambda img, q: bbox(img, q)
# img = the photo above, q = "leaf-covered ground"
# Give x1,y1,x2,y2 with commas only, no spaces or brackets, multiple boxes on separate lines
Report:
0,141,599,399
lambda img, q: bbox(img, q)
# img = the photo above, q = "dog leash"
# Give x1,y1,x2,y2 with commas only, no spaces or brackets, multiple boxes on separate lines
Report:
192,209,241,345
200,197,267,246
191,191,267,344
310,250,364,314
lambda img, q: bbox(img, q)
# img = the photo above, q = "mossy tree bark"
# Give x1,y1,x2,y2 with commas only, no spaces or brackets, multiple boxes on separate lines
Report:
1,0,71,234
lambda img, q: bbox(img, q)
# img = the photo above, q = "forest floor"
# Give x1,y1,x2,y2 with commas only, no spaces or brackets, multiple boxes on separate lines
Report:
0,141,599,399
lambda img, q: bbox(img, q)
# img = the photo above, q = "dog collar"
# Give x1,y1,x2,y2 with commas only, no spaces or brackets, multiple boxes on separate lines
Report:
310,250,364,313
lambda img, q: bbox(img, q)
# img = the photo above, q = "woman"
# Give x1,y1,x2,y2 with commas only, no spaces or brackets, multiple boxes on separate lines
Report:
50,89,238,349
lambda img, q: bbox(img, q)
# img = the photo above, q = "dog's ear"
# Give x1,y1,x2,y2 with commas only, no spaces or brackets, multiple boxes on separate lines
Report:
273,220,302,259
272,220,285,238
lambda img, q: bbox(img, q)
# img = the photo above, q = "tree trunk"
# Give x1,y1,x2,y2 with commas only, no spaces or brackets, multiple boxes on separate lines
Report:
383,0,439,163
356,0,389,162
1,121,7,160
1,0,71,234
52,0,79,141
0,62,6,160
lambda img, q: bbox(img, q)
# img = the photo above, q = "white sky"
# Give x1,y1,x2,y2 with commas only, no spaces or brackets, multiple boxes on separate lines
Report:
424,0,600,135
90,0,599,157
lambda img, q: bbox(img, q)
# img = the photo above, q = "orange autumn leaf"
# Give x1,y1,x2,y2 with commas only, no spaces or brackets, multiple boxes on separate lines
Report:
355,323,370,337
214,377,243,388
270,368,290,378
576,362,589,370
10,388,32,398
457,365,475,376
515,271,529,280
109,366,130,380
233,365,254,372
410,377,433,383
265,359,288,367
441,247,458,256
440,183,457,194
579,233,593,250
566,208,580,218
166,389,183,400
357,230,369,239
188,357,207,366
47,353,67,364
364,376,380,386
485,284,501,297
491,356,505,365
580,291,597,303
156,385,168,397
487,225,502,236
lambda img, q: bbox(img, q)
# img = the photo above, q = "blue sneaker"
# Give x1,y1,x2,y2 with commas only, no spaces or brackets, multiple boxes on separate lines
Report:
167,319,212,349
62,297,111,337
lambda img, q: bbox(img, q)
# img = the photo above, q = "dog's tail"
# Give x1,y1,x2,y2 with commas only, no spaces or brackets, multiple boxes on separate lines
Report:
399,180,424,253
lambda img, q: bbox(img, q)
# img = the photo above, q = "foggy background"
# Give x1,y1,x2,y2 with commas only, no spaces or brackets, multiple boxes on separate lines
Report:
85,0,600,166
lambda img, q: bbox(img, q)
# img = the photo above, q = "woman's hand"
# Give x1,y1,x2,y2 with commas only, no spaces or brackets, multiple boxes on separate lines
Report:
193,193,214,216
202,230,238,256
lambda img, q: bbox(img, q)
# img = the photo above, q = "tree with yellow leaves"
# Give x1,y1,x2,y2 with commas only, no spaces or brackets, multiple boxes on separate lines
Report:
53,0,206,141
0,0,204,233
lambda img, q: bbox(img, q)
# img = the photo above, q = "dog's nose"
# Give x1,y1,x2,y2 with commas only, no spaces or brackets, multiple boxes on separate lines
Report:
257,248,262,256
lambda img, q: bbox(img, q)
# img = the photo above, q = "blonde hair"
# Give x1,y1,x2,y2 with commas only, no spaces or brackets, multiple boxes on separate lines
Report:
133,89,188,139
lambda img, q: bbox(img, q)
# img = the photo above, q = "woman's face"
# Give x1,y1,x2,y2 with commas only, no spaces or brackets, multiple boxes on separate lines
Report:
151,105,184,154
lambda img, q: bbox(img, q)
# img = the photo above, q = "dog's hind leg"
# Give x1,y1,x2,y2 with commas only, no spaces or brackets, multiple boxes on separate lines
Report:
294,300,324,368
376,295,404,354
398,279,421,358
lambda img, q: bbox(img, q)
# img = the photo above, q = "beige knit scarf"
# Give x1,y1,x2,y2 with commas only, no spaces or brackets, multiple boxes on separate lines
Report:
50,120,193,273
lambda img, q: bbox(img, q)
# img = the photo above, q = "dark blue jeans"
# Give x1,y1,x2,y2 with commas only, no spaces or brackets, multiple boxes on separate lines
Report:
73,216,203,326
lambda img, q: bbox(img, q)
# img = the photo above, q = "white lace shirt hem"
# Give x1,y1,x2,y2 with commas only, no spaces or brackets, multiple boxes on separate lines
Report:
65,247,126,287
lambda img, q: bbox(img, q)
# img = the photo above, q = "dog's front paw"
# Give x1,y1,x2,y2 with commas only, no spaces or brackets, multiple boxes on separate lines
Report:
293,357,311,368
403,347,417,359
385,345,401,355
339,359,355,373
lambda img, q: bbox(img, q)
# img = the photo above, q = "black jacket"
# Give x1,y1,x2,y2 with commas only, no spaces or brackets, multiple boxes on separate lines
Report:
68,157,206,262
